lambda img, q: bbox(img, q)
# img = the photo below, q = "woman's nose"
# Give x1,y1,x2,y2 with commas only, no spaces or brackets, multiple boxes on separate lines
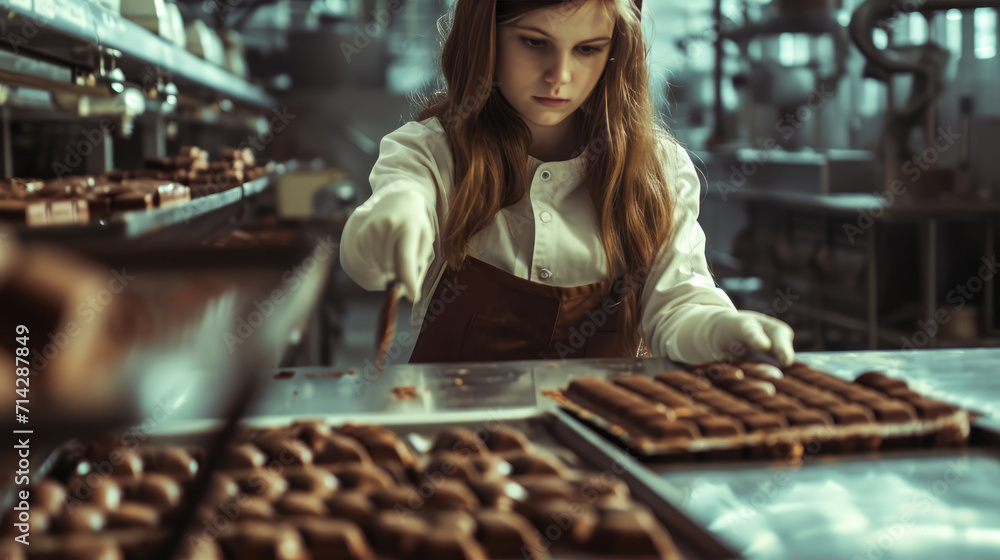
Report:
544,51,572,86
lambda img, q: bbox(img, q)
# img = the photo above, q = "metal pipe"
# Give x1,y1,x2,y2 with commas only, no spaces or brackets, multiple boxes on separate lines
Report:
850,0,1000,74
708,0,726,145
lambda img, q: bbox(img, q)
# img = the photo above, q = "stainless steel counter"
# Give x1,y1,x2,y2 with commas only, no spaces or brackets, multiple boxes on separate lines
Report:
151,349,1000,560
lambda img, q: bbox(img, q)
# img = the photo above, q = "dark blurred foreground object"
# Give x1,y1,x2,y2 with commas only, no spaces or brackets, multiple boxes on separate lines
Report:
0,226,130,413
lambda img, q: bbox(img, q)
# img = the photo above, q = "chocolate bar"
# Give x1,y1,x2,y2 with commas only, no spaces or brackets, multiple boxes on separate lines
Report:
0,197,90,226
557,364,969,459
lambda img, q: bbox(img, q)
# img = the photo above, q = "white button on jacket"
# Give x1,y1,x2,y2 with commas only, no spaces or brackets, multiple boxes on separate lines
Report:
340,117,738,363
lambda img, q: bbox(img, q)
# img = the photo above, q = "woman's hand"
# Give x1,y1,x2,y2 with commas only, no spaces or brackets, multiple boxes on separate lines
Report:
341,189,435,302
706,310,795,366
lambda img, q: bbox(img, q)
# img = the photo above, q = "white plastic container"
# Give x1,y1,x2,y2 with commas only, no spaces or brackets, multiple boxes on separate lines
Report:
185,19,225,66
120,0,169,36
163,2,186,48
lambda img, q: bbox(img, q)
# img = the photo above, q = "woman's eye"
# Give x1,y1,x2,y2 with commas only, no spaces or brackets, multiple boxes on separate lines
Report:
579,46,603,56
521,37,547,48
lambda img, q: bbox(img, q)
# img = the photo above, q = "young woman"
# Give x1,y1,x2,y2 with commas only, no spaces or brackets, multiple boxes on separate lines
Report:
340,0,794,366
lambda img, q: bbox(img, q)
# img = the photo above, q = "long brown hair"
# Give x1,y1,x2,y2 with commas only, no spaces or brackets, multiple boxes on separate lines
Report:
416,0,675,356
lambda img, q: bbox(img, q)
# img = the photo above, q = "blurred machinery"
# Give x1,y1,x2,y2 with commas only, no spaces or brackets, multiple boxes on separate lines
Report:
681,0,1000,351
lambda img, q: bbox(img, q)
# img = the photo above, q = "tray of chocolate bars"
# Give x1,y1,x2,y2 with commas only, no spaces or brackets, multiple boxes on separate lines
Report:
1,416,740,560
543,361,971,461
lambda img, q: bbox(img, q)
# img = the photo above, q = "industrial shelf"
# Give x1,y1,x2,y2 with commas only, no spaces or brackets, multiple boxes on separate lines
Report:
16,174,275,243
0,0,273,109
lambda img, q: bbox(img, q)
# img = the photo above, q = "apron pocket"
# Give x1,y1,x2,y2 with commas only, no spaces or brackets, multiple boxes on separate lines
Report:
582,305,625,358
460,312,547,362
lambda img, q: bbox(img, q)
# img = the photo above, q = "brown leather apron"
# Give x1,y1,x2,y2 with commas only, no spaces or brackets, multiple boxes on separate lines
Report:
409,257,631,363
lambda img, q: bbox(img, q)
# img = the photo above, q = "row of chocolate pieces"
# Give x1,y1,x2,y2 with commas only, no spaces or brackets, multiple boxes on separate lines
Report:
223,422,677,559
0,175,188,223
5,421,678,560
565,362,961,453
0,146,273,225
0,177,91,226
137,146,269,190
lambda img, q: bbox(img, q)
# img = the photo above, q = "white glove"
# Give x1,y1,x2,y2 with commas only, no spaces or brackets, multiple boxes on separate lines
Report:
672,309,795,366
340,189,434,302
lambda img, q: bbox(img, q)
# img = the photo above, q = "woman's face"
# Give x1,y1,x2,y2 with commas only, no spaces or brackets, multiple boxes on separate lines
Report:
496,2,615,130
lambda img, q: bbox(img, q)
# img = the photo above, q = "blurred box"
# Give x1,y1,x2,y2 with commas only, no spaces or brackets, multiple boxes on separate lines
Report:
277,167,348,218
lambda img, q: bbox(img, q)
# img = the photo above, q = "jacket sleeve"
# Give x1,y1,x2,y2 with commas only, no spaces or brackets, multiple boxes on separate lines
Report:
639,140,737,364
339,119,446,291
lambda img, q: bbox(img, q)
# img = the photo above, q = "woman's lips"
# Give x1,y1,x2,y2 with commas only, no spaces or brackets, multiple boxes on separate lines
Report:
533,96,570,108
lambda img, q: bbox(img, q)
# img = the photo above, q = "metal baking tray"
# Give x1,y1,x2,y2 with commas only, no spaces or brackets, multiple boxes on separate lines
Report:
5,408,738,560
147,412,739,560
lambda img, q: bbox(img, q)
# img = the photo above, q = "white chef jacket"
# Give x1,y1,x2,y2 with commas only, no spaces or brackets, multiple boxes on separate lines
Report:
340,116,738,362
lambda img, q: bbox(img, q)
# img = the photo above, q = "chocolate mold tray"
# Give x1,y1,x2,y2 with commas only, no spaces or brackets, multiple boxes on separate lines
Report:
3,414,740,560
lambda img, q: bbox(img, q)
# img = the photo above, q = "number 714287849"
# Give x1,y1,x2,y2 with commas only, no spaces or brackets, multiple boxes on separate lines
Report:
14,325,29,424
